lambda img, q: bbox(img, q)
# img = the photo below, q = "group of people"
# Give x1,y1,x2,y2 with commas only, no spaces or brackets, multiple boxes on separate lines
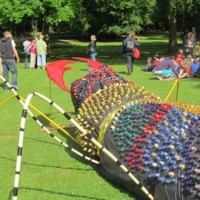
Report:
143,51,200,80
142,30,200,80
23,34,47,69
1,29,199,91
0,31,48,91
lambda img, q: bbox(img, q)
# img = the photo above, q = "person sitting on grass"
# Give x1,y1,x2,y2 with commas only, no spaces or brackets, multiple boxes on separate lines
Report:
152,53,160,68
154,57,187,80
191,58,200,76
142,57,153,72
180,54,193,77
176,49,185,65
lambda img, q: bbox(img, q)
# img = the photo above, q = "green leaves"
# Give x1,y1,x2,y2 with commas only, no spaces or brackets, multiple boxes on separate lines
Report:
0,0,74,25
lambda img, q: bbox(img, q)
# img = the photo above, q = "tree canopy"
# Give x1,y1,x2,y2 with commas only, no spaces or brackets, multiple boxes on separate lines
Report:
0,0,199,52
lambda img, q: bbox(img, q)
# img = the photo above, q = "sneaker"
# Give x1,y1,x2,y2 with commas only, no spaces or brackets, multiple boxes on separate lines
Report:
11,85,19,91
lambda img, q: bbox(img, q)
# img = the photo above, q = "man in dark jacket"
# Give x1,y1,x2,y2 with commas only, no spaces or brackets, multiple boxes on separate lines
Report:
0,31,20,90
122,31,140,75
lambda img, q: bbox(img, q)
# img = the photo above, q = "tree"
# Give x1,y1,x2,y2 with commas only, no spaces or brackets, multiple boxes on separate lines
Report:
153,0,200,54
0,0,74,34
82,0,156,35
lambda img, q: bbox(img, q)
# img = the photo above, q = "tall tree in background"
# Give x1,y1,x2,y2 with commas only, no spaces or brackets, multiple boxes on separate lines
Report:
82,0,156,35
38,0,74,34
0,0,200,48
0,0,74,35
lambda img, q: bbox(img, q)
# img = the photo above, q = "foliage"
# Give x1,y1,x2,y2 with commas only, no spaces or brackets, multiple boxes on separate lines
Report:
0,0,200,40
0,0,43,24
83,0,156,35
0,0,74,34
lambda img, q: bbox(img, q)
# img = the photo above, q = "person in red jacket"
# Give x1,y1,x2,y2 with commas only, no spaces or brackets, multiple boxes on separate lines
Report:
176,49,185,65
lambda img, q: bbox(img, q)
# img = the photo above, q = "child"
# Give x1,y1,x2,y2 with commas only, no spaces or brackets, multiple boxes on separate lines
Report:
176,49,184,65
191,58,200,76
152,54,160,68
142,57,153,71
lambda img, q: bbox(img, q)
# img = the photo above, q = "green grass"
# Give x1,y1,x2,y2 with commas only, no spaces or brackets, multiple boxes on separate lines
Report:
0,35,199,200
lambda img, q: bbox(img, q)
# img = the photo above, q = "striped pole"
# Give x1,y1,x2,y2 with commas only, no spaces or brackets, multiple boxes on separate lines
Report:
0,76,95,159
0,76,98,164
12,93,100,200
0,76,154,200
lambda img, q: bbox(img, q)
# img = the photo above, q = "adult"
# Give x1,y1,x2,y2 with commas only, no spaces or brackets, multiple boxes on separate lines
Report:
29,37,37,69
23,37,30,69
183,32,195,56
0,31,20,90
36,34,47,69
122,31,140,75
87,34,97,71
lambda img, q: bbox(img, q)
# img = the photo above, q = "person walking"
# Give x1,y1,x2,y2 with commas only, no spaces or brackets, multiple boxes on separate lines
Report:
122,31,140,75
23,37,30,69
0,31,20,90
87,34,97,71
36,34,47,69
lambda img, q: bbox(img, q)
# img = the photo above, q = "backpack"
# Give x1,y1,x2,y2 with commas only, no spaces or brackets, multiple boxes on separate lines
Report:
126,39,134,51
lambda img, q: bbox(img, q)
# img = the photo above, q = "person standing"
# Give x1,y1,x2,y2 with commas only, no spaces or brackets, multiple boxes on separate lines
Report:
23,37,30,69
122,31,140,75
87,34,97,71
36,34,47,69
29,37,37,69
0,31,20,90
183,32,195,56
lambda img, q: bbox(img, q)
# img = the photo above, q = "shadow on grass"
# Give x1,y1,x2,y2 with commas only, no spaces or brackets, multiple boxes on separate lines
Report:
9,187,107,200
0,155,93,172
149,77,159,80
48,38,169,67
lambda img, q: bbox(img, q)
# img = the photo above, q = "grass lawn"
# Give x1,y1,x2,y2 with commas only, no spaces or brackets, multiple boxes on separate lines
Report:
0,35,199,200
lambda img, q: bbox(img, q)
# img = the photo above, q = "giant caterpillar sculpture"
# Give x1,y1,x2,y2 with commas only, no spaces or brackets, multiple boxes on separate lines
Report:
0,58,200,200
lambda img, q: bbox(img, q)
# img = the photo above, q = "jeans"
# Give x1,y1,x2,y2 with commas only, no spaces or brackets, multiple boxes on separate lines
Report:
90,53,97,60
37,54,46,68
2,58,18,87
125,54,135,75
24,53,29,69
88,53,97,71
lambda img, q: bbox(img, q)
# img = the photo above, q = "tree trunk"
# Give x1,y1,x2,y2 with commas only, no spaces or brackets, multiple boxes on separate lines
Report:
31,18,38,36
168,3,178,54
